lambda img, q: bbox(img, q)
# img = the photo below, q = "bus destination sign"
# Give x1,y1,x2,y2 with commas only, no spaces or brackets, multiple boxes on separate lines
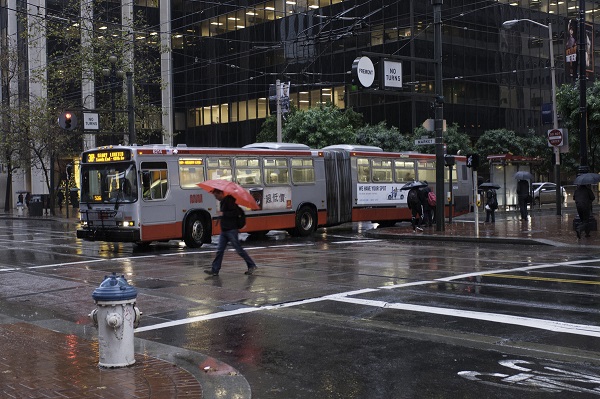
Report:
85,150,131,163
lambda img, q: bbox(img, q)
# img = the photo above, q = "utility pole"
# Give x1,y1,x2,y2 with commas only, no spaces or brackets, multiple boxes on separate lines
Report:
578,0,589,175
433,0,444,232
276,79,282,143
126,72,136,145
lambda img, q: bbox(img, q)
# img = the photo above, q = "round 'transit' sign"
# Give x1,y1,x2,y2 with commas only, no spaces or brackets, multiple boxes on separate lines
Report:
352,56,375,88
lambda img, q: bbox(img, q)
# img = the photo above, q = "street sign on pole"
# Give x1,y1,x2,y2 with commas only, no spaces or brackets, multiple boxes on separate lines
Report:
547,128,563,146
422,118,446,132
415,138,435,145
83,113,99,130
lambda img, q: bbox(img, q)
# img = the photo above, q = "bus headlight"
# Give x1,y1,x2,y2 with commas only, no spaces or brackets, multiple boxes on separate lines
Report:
121,221,135,227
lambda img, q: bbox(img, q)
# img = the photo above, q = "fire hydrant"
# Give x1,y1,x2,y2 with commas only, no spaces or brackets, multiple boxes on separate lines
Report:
89,272,141,368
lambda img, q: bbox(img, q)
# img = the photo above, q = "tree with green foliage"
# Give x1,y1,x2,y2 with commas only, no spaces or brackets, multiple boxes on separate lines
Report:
355,122,412,152
556,80,600,174
258,102,363,148
474,128,552,177
475,128,525,173
0,2,165,212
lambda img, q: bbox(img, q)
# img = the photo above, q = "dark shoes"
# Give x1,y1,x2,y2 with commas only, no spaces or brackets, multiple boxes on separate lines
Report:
204,269,218,276
245,266,257,275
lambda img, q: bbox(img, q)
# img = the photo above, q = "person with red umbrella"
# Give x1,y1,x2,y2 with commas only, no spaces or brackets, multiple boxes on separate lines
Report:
204,188,257,277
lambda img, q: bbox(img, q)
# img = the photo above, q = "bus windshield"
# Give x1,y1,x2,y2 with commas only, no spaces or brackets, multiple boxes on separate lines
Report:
81,162,138,204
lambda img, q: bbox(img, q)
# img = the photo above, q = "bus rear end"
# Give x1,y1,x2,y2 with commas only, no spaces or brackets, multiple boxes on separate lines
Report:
77,147,141,242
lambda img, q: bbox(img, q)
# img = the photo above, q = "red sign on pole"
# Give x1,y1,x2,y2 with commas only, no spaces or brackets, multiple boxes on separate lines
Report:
547,129,563,146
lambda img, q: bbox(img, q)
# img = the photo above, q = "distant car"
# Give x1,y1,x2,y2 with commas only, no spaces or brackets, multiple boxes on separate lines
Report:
532,182,566,205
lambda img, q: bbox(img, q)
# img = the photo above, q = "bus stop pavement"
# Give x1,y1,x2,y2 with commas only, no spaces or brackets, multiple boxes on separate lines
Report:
366,206,600,248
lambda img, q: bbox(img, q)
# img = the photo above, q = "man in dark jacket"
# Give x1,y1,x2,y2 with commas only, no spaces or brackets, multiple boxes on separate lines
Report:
418,185,433,227
485,189,497,223
516,179,530,220
574,184,595,239
407,187,423,232
205,189,257,276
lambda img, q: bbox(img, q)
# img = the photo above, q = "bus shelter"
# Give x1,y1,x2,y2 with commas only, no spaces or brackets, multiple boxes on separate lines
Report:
487,154,542,210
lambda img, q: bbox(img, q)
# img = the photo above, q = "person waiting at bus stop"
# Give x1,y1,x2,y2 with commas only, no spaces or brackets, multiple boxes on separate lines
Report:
408,187,423,232
516,179,530,220
574,184,595,239
204,189,257,277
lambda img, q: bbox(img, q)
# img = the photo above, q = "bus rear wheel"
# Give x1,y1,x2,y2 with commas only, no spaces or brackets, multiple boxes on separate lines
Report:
184,214,207,248
289,206,317,237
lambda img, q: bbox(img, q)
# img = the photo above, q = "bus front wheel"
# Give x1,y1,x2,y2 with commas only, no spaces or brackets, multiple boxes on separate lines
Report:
184,214,207,248
289,206,317,237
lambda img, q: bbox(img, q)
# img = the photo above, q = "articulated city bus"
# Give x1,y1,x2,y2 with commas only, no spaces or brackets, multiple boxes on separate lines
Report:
76,143,472,247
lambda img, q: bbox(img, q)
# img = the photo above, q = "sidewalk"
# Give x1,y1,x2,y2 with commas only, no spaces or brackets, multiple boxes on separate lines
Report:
367,205,598,248
0,323,202,398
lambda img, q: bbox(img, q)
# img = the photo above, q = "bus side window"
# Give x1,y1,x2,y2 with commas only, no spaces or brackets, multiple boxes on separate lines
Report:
394,160,415,182
291,158,314,184
357,158,370,183
372,160,392,182
179,159,205,188
264,158,289,185
207,157,233,181
141,162,169,200
235,158,261,186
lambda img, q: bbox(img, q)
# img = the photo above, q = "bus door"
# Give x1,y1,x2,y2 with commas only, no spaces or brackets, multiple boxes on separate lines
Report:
139,161,178,240
323,150,352,225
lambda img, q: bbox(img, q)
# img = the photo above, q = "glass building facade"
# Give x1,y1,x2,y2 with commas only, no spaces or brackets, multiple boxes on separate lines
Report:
169,0,600,148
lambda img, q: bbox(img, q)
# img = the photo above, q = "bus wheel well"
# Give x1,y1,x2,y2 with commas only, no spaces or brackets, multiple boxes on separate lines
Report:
288,203,318,237
183,211,211,248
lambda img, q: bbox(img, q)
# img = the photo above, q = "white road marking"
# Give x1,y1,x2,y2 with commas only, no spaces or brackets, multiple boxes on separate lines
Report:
135,258,600,337
5,237,600,338
332,239,382,244
331,296,600,338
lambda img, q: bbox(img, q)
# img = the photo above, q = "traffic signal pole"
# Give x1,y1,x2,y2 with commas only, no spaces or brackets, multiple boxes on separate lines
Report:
433,0,444,232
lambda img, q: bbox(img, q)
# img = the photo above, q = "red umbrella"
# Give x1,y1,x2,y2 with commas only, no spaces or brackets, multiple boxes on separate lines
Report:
197,180,259,210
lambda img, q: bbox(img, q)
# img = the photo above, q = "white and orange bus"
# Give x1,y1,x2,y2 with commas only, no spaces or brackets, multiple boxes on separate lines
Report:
76,143,472,247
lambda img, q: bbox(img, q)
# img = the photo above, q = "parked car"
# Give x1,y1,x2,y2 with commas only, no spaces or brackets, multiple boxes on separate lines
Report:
532,182,566,205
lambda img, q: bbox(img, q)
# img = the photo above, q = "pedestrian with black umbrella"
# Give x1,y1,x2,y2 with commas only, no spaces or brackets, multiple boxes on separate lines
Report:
573,173,600,239
574,185,595,239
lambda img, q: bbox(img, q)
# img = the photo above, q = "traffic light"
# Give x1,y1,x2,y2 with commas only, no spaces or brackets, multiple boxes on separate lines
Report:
64,113,72,129
466,153,480,169
58,111,77,131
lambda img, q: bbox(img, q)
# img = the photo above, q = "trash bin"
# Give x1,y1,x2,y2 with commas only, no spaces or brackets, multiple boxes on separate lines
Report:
29,195,43,216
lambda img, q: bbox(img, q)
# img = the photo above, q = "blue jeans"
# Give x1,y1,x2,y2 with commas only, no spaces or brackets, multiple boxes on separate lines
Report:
212,229,256,273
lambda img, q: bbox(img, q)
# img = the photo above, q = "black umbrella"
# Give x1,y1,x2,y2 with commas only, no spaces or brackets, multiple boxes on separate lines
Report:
479,182,501,190
400,181,428,190
514,171,533,180
574,173,600,185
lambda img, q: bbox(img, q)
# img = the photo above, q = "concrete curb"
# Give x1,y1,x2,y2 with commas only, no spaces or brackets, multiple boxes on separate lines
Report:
365,229,555,246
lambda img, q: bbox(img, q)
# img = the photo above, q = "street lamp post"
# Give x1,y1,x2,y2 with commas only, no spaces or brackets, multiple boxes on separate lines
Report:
102,55,124,144
578,0,589,175
102,56,136,145
502,19,562,215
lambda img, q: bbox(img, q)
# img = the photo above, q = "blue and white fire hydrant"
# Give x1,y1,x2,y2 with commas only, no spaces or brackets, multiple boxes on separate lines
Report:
89,273,141,368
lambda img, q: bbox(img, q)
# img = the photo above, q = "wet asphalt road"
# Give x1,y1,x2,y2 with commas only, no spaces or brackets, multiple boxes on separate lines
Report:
2,217,600,398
